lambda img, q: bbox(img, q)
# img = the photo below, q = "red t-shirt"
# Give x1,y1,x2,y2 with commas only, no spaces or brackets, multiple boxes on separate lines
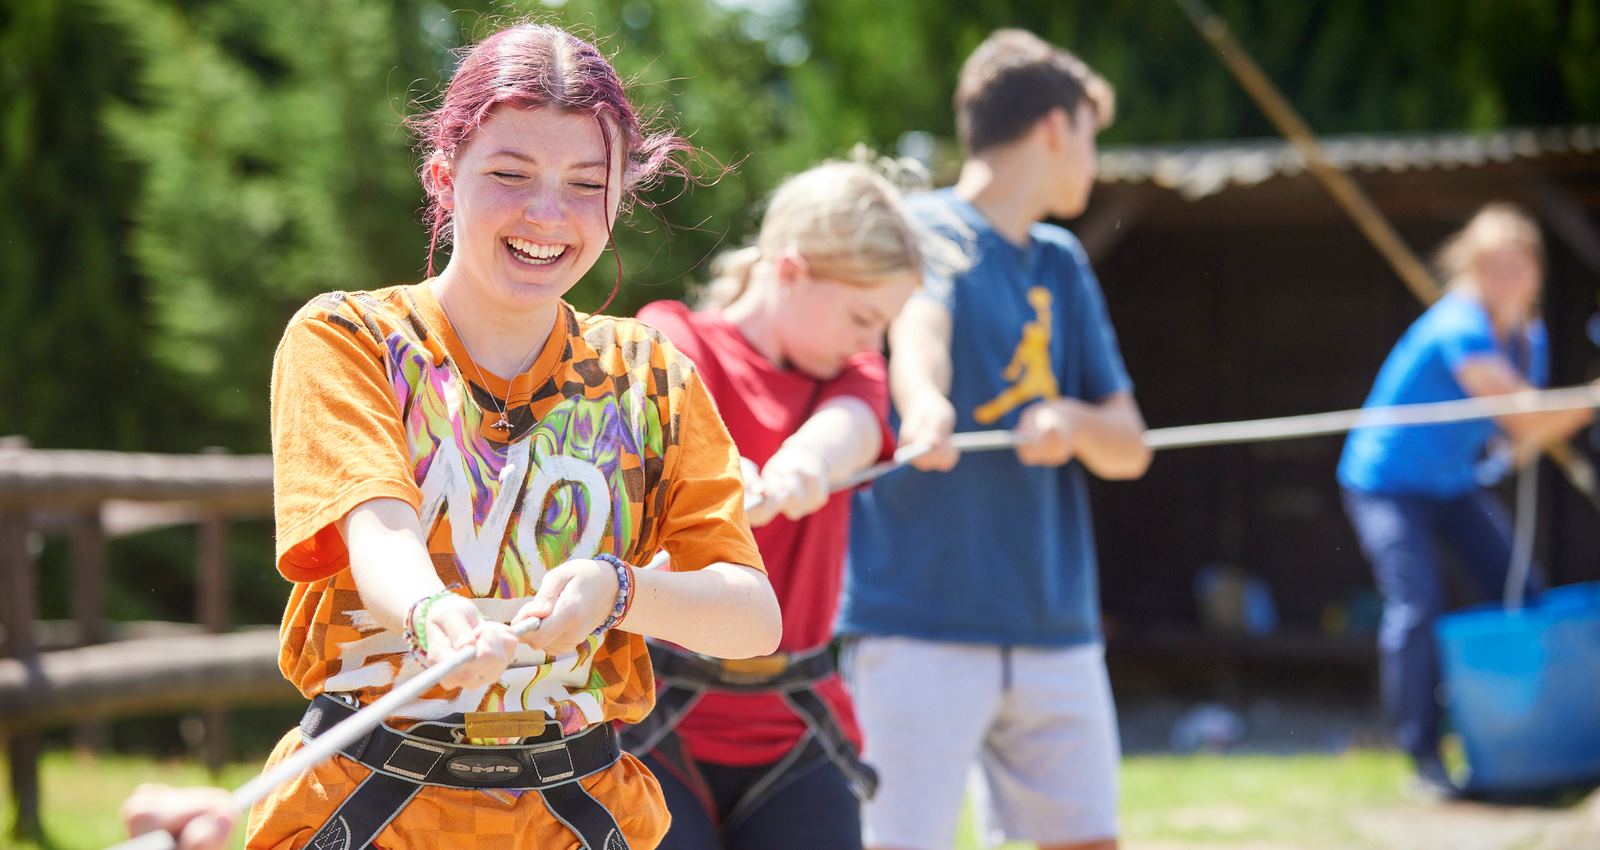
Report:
636,300,894,766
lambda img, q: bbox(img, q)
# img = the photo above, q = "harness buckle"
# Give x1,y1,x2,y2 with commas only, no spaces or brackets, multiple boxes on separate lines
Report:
464,709,549,741
719,654,790,683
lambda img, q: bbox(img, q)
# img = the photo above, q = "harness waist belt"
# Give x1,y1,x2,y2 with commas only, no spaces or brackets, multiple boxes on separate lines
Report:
301,693,622,790
649,644,836,692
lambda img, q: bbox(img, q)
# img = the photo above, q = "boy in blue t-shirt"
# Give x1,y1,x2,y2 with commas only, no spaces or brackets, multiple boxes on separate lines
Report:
841,29,1150,850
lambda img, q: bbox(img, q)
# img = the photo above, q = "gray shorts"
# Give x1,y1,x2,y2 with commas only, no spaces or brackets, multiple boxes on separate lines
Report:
842,636,1120,850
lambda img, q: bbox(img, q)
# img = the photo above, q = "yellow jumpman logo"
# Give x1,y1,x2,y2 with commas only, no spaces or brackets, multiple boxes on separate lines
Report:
974,287,1058,425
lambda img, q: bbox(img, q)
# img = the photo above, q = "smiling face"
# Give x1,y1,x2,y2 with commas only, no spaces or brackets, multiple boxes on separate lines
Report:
433,106,624,313
774,261,919,380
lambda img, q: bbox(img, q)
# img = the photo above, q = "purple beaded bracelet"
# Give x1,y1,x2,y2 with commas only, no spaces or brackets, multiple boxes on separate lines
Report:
592,553,636,634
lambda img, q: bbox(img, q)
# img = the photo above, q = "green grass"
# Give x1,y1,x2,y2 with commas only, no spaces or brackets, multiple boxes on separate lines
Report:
950,751,1408,850
1,753,261,850
1,749,1410,850
1117,752,1408,848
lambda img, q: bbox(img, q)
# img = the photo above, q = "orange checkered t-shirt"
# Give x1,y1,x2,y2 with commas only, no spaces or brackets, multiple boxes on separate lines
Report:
249,282,763,850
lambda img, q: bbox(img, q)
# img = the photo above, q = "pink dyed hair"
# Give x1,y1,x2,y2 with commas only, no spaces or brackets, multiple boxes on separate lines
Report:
410,23,693,310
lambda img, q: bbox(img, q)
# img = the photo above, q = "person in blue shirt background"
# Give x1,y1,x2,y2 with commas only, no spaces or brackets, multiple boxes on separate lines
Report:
840,29,1150,850
1338,203,1597,797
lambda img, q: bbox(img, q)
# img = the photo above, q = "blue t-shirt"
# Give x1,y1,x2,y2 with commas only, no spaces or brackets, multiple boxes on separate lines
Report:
1338,292,1548,498
839,190,1133,646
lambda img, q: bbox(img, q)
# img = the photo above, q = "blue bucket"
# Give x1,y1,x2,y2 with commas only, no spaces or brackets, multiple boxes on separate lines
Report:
1436,581,1600,794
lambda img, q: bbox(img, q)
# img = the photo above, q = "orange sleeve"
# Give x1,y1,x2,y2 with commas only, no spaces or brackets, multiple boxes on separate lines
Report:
653,366,765,575
270,301,422,583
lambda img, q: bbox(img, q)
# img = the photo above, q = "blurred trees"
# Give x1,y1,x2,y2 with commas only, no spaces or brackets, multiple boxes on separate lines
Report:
93,0,455,449
1,0,158,449
6,0,1597,453
2,0,1596,626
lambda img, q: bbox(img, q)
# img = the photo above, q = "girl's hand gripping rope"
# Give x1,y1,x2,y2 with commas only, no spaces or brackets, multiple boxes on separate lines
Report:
513,557,628,654
107,614,546,850
749,444,831,526
415,592,521,691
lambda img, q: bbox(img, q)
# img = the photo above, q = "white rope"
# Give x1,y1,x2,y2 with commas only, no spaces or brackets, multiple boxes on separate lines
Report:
108,616,544,850
644,431,1024,571
848,385,1597,472
836,429,1020,489
117,385,1596,848
641,387,1600,572
1144,383,1600,451
1506,459,1539,612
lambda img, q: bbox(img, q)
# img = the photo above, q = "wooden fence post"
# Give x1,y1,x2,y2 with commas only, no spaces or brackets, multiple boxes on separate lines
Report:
70,510,110,751
2,510,41,840
70,510,107,645
197,512,230,773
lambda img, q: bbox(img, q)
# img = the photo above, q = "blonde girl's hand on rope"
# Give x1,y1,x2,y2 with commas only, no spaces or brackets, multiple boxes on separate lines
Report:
1014,398,1079,467
754,444,831,524
737,456,779,528
899,394,959,471
120,784,236,850
423,594,519,691
513,559,621,655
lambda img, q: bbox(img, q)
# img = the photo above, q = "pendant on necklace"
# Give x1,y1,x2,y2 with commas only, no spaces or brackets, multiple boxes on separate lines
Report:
492,414,513,433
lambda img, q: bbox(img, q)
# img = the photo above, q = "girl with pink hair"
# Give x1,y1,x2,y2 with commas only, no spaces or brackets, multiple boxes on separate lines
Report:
240,21,779,850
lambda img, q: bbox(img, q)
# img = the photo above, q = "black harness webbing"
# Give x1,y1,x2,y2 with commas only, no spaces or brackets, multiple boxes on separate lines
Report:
622,643,878,829
298,694,630,850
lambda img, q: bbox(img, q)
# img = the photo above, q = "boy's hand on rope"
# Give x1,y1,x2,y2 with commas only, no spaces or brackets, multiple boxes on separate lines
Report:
513,559,621,654
1014,399,1079,466
423,595,520,690
751,445,830,526
121,784,235,850
899,395,960,471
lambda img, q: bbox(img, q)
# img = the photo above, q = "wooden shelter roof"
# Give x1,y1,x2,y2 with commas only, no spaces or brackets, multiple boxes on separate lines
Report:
1097,126,1600,201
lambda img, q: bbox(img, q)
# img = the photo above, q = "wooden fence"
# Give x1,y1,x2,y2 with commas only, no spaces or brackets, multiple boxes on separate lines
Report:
0,440,297,839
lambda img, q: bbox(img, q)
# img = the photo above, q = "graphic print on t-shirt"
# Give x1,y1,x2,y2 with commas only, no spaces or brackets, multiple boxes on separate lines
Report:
974,286,1059,424
323,301,664,733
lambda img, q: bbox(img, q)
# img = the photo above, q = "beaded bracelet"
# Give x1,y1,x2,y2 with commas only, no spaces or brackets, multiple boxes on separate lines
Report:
402,585,461,657
592,553,636,634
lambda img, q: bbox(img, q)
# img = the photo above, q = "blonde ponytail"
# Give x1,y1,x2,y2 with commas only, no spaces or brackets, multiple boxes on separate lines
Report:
695,245,762,310
694,155,968,311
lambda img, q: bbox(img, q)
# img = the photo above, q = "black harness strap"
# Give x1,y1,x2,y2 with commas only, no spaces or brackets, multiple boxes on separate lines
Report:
303,772,421,850
720,732,827,834
298,694,629,850
780,686,879,801
620,680,704,757
643,722,720,823
539,782,630,850
622,642,878,829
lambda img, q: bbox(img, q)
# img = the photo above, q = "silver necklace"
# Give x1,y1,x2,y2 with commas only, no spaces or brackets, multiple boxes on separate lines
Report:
438,296,545,434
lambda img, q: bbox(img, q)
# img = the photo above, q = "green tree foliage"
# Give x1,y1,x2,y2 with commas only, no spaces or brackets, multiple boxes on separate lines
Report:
94,0,456,449
14,0,1595,454
786,0,1600,153
7,0,1598,630
0,0,165,450
84,0,824,446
